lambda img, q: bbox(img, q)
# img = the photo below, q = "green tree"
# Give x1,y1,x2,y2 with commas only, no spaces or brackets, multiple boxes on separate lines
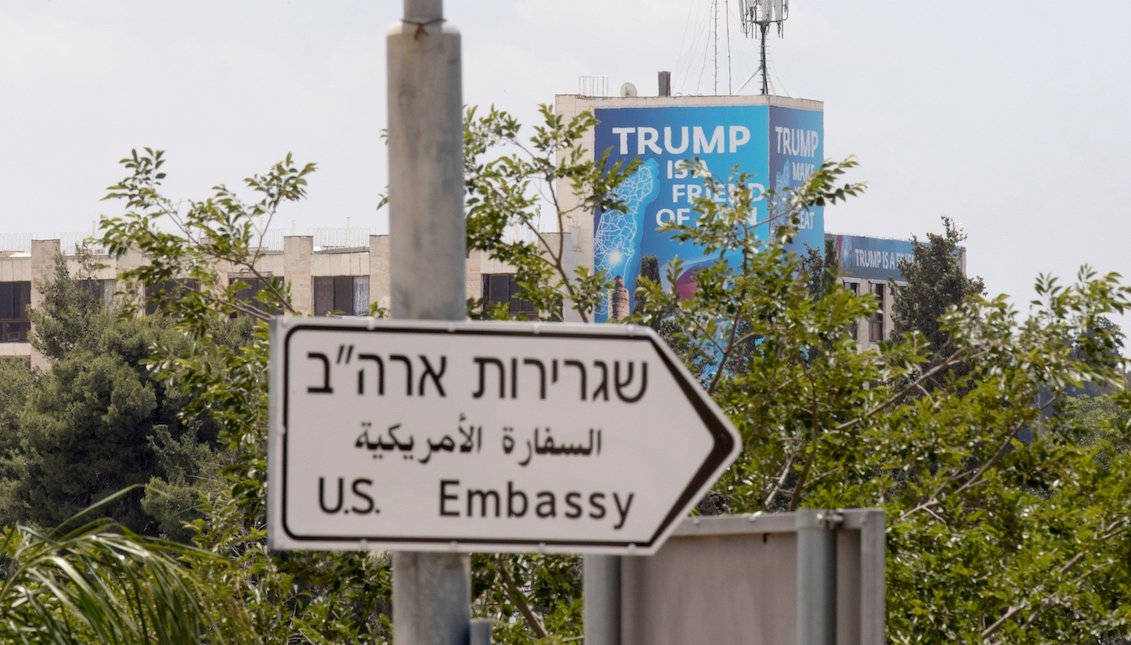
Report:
80,108,629,642
463,106,680,639
800,237,840,300
1,256,222,536
98,149,394,642
29,249,107,359
464,105,638,322
1055,386,1131,462
892,217,986,358
629,164,1131,641
632,159,871,514
17,344,161,532
632,255,661,319
0,359,35,527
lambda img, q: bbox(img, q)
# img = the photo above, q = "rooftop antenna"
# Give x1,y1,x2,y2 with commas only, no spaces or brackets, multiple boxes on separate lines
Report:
738,0,789,95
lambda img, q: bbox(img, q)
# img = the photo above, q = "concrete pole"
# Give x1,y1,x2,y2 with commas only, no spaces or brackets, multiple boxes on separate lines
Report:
583,555,621,645
387,1,470,643
388,0,465,321
796,510,838,645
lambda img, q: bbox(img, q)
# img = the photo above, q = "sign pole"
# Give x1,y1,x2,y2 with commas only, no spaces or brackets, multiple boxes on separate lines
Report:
796,510,839,645
584,554,621,645
387,0,469,643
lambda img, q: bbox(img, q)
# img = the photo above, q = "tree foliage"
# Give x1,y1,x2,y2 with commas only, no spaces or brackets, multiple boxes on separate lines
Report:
94,149,394,642
0,256,221,536
892,216,986,357
0,514,252,644
464,105,638,322
0,359,34,527
630,179,1131,641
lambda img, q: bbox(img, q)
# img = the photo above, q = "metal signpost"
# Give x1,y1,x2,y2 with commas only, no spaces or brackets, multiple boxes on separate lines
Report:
268,319,740,555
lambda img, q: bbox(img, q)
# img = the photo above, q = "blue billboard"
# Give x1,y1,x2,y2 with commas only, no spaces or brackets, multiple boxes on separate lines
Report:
830,234,916,282
593,103,823,321
769,106,825,252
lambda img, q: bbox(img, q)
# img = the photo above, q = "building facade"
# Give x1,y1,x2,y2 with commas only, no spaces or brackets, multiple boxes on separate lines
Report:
829,234,915,348
0,228,934,369
0,235,545,368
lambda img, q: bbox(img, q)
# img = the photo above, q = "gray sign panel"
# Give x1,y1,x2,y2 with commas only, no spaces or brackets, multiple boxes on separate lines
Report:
619,510,885,645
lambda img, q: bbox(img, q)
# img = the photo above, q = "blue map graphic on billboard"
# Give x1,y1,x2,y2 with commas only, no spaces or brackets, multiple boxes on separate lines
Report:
593,159,661,320
593,104,823,322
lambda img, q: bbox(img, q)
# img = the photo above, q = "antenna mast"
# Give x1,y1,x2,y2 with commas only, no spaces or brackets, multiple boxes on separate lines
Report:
739,0,789,95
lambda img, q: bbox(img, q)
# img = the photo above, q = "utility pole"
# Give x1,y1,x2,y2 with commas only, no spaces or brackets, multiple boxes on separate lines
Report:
387,0,470,642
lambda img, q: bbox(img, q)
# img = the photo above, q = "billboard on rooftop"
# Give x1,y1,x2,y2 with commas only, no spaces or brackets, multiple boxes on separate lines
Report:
592,102,823,322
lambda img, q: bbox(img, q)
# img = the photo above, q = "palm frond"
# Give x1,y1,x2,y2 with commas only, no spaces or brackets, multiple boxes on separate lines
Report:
0,517,252,643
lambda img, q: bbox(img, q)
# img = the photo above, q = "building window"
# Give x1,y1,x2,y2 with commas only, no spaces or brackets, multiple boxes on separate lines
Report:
0,281,31,343
230,276,282,317
481,274,538,319
81,279,115,311
869,282,886,343
843,280,860,339
313,276,370,316
145,279,200,315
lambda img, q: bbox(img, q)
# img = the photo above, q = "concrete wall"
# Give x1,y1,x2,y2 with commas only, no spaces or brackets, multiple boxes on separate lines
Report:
369,235,391,313
28,240,60,369
284,236,314,315
0,253,33,283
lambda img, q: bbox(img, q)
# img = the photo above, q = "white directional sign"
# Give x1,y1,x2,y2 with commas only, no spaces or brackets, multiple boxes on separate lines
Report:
267,318,740,555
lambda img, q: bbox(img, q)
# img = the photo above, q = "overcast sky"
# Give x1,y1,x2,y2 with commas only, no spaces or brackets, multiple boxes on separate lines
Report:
3,0,1131,316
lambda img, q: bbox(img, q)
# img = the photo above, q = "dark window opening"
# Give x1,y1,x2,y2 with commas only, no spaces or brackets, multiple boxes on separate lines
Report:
230,276,283,317
80,279,115,310
870,282,885,343
313,276,370,316
481,274,539,319
0,281,31,343
145,279,200,315
843,280,860,340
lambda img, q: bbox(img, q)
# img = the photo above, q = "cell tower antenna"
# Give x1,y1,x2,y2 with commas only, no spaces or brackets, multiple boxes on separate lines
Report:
738,0,789,95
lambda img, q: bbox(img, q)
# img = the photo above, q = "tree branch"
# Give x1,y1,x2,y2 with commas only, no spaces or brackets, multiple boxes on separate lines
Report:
761,450,796,510
788,371,821,511
495,554,548,640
